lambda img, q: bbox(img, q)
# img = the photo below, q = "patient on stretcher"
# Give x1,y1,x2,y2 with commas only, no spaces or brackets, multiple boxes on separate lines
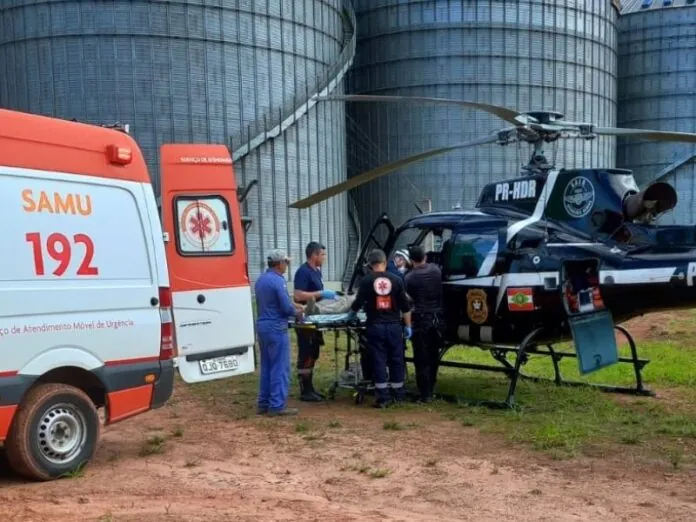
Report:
304,294,357,315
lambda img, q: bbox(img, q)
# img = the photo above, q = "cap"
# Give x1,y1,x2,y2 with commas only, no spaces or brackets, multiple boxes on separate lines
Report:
394,249,410,262
267,249,290,263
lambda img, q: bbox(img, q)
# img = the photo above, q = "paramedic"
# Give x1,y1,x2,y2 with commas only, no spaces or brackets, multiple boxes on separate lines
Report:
255,249,304,417
404,245,444,403
293,241,337,401
349,249,412,408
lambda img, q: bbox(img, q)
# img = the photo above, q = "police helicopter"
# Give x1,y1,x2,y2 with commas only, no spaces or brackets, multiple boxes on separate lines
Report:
289,94,696,408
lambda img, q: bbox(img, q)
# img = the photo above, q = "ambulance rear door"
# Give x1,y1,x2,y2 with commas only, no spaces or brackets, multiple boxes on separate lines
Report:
160,145,255,383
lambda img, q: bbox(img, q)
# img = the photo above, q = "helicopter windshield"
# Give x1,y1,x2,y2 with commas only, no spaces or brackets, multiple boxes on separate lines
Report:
391,226,454,264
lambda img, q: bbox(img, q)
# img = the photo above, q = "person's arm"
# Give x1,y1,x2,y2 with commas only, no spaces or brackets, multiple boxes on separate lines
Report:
404,273,415,307
350,277,368,312
276,277,300,319
395,278,411,327
293,288,323,302
293,267,329,302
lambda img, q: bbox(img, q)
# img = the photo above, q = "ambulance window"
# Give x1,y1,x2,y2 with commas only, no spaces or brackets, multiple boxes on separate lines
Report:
444,230,498,277
174,196,234,255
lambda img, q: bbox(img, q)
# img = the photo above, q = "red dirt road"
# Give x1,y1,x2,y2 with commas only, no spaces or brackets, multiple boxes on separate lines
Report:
1,385,695,522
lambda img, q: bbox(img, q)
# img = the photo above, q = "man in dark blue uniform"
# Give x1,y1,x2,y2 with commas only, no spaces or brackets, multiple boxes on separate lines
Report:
255,249,304,416
293,241,337,401
350,249,412,408
404,245,444,403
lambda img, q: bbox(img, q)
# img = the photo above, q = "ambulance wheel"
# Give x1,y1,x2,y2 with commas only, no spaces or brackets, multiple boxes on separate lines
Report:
5,383,100,481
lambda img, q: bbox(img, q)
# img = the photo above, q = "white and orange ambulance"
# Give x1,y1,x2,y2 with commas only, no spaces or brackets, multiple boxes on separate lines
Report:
0,108,256,481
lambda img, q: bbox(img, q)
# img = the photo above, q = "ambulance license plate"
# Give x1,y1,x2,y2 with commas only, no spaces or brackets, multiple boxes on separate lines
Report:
199,355,239,375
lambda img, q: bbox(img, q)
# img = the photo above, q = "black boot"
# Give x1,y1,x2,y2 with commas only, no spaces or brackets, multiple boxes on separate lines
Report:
299,374,323,402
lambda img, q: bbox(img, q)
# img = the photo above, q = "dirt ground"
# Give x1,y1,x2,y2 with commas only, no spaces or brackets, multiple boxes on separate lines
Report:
1,314,695,521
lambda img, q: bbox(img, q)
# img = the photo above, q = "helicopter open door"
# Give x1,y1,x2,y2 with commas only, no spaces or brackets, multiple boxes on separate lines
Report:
560,259,619,375
347,213,396,293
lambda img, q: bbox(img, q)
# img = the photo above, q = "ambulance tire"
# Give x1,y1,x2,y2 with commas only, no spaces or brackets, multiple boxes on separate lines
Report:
5,383,100,481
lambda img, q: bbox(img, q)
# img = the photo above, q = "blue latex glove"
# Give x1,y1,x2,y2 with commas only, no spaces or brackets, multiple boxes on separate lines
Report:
403,326,412,340
321,289,337,300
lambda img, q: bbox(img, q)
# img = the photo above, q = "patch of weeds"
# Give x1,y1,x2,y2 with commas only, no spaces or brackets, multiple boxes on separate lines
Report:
172,427,184,438
656,415,696,438
295,421,311,433
620,434,640,445
424,458,439,467
665,447,684,470
139,435,167,457
341,460,371,474
529,489,543,496
383,421,403,431
369,467,392,478
98,512,114,522
328,420,342,429
184,458,200,468
59,462,86,479
461,418,476,427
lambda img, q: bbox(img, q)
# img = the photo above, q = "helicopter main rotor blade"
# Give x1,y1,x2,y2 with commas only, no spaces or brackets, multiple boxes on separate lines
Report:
314,94,524,127
288,133,500,209
592,126,696,143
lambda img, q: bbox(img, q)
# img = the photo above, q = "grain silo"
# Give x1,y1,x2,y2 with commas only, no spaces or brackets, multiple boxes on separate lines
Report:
0,0,356,283
617,0,696,225
343,0,620,236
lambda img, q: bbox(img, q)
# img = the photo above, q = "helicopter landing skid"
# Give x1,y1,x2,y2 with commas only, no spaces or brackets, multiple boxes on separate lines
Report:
417,325,653,410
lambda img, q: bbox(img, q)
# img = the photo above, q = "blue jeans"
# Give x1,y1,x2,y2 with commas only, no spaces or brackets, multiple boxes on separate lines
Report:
257,325,291,412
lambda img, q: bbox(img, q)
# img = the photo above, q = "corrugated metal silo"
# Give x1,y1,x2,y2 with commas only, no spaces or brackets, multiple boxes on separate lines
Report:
344,0,620,237
0,0,356,283
617,0,696,225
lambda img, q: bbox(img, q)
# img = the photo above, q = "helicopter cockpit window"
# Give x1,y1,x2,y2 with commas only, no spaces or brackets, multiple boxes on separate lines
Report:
391,227,453,265
445,231,498,278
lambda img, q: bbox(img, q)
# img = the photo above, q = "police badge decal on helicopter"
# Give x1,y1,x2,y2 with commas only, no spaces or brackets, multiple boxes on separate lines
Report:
467,289,488,325
563,176,595,218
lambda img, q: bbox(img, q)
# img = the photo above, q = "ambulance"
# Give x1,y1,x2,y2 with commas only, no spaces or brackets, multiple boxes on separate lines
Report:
0,108,256,481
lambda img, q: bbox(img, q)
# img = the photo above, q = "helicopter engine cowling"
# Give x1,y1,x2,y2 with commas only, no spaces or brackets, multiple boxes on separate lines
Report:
622,182,678,223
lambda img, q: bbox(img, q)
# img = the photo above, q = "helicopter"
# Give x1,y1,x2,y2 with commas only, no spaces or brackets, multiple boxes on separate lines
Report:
288,94,696,408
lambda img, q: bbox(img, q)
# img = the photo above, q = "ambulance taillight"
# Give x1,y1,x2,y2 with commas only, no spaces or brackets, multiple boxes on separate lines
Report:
158,286,176,360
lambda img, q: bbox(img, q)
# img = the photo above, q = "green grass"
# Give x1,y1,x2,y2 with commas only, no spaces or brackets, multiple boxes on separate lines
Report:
187,311,696,469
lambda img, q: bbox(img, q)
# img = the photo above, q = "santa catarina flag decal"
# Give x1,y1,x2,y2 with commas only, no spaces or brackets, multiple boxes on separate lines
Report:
507,287,534,311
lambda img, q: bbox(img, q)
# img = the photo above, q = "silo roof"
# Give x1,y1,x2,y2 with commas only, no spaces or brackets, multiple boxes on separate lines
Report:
620,0,696,14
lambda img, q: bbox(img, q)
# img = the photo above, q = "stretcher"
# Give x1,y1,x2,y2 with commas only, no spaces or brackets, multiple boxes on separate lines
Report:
289,312,374,404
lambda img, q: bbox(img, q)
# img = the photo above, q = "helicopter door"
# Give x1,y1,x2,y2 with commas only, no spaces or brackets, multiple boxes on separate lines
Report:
347,213,395,293
560,259,619,375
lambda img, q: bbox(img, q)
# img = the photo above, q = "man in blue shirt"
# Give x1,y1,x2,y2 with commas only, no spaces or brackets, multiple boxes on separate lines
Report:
293,241,337,401
255,249,304,416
